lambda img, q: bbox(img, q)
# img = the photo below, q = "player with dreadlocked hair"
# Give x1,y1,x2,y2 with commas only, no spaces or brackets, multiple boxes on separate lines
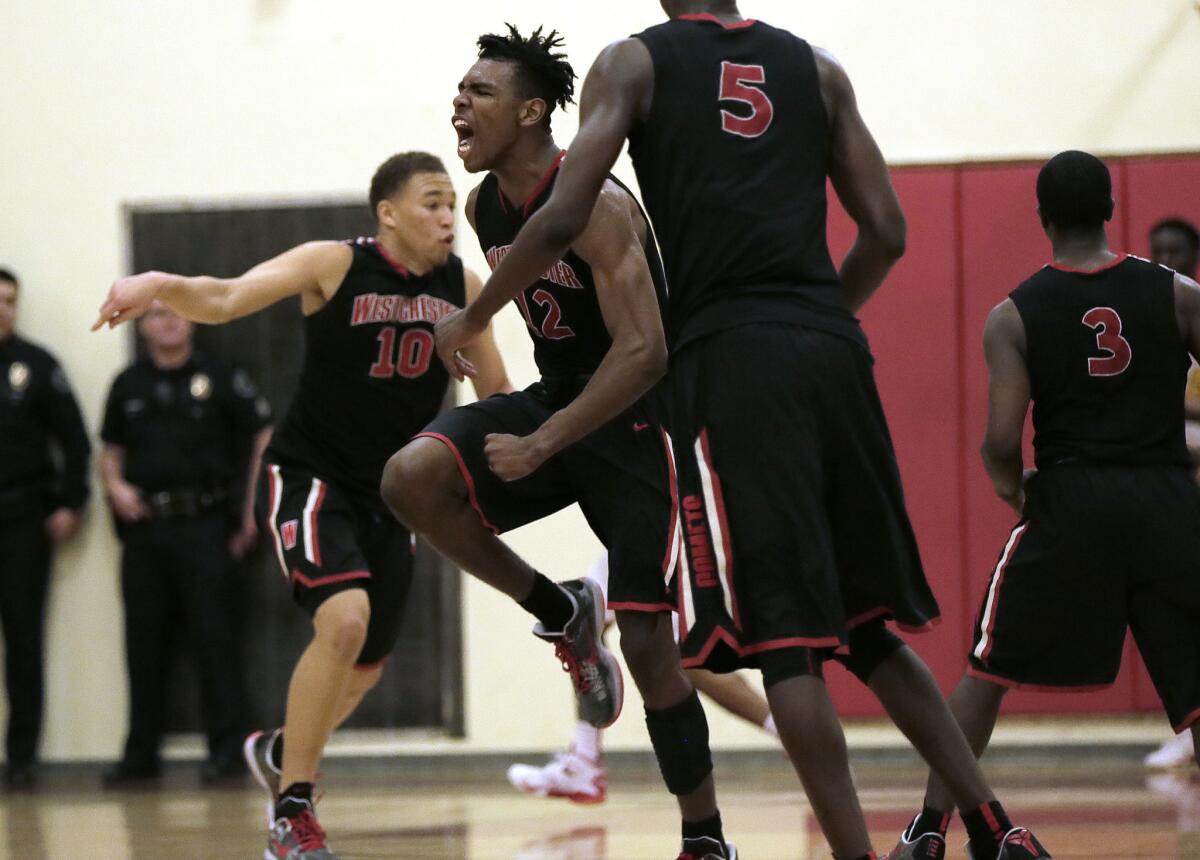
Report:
382,24,741,860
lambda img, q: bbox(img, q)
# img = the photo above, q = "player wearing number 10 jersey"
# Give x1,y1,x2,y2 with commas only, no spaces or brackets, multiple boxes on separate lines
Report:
95,152,512,860
898,151,1200,858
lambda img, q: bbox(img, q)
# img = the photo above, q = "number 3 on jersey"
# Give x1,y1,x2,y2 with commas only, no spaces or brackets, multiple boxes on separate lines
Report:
370,326,434,379
1082,307,1131,377
719,62,773,138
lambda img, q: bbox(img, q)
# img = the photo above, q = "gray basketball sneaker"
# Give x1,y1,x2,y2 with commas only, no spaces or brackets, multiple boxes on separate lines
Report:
533,578,624,729
244,729,282,824
266,799,337,860
886,814,947,859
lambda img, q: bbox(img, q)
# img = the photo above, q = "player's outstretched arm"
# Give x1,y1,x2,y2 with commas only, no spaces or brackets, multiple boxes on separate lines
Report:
981,299,1032,515
434,38,652,377
816,47,906,313
460,267,514,400
483,186,666,482
93,241,352,330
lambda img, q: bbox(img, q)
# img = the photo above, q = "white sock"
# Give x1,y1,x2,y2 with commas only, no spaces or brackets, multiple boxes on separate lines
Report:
762,714,778,738
572,720,602,763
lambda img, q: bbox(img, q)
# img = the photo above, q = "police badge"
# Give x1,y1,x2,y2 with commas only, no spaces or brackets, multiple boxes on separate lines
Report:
189,372,212,401
8,361,30,392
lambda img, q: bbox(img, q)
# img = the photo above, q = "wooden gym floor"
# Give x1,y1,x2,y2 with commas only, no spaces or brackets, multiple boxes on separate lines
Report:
1,753,1197,859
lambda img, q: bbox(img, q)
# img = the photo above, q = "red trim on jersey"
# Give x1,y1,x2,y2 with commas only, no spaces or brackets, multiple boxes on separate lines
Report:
354,656,390,672
966,666,1110,695
698,429,741,629
291,569,371,588
1047,253,1128,274
1173,705,1200,734
413,431,501,534
608,600,675,614
522,150,568,218
679,13,757,29
369,238,413,278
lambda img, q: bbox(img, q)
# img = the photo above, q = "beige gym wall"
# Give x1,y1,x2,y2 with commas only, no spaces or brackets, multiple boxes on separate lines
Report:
2,0,1198,761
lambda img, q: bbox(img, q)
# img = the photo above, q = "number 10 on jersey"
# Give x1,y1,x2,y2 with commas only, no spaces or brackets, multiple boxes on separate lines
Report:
370,326,435,379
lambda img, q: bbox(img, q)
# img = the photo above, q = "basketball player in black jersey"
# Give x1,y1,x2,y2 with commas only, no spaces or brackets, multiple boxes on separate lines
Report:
95,153,511,860
380,27,738,859
891,151,1200,860
434,4,1049,860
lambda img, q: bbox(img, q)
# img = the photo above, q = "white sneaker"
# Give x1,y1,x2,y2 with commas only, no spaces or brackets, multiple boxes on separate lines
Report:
506,749,606,804
1145,733,1197,769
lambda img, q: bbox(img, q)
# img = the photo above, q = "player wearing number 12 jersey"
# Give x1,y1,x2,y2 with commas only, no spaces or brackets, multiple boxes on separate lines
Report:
438,3,1050,859
895,151,1200,859
94,152,512,860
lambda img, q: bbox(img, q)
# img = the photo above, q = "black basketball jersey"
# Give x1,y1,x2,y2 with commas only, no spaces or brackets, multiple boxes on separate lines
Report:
473,151,669,400
268,238,464,502
1009,255,1190,468
629,14,856,351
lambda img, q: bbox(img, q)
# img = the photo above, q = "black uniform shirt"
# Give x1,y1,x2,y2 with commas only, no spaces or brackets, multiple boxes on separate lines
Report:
0,334,91,510
101,352,271,492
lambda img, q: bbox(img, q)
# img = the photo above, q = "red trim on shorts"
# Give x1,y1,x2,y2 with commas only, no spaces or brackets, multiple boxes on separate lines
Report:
1047,253,1127,274
308,480,327,568
845,605,940,633
680,626,841,669
847,606,891,628
414,431,500,534
355,656,390,672
966,666,1111,694
291,569,372,588
698,429,741,628
678,12,757,29
608,600,675,614
676,546,690,638
660,428,680,579
1173,706,1200,734
522,150,567,218
978,522,1029,662
898,616,941,634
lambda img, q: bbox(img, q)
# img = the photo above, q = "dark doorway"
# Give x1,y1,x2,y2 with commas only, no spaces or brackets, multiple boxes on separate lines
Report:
125,200,463,735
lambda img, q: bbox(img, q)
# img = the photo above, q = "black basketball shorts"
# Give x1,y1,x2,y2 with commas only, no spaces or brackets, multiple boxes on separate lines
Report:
415,382,677,612
257,458,414,667
669,322,941,673
969,463,1200,732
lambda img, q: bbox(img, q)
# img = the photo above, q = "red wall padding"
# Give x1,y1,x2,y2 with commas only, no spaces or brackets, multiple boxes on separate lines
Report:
821,153,1200,719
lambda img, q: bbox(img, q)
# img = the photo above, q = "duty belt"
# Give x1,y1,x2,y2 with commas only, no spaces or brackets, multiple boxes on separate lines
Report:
145,487,226,519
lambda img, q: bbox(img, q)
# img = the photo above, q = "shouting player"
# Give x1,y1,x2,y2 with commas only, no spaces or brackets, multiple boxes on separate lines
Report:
434,4,1050,859
891,151,1200,859
381,27,737,859
94,152,511,860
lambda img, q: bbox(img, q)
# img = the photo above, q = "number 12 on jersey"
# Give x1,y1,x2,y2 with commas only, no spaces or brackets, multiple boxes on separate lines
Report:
719,61,774,138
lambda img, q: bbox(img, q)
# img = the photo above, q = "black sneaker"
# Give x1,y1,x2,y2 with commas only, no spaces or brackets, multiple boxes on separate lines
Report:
677,836,738,859
966,828,1051,860
533,578,623,729
887,814,947,859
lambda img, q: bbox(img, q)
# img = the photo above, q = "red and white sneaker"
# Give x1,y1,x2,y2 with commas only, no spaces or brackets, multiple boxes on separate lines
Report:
1145,732,1197,770
266,799,337,859
965,827,1050,860
506,749,606,804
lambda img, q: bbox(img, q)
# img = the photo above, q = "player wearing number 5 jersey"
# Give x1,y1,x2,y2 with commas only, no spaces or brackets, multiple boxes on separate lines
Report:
438,3,1051,859
894,151,1200,859
94,152,512,860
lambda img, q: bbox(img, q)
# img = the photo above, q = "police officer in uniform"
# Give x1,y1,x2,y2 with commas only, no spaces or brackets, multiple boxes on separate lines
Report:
100,301,271,784
0,267,91,789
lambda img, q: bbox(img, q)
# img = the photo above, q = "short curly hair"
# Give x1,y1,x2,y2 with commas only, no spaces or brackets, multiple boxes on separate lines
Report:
477,24,576,126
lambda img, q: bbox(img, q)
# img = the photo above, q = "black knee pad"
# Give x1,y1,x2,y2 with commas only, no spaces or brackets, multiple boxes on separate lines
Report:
834,619,905,684
758,646,828,690
645,690,713,796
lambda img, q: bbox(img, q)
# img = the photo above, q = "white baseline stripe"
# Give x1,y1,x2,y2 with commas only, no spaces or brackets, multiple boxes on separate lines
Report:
694,437,735,623
973,522,1028,660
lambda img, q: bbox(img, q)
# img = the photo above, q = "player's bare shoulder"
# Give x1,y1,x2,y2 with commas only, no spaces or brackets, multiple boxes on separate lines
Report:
810,45,852,120
572,179,641,261
1175,271,1200,349
984,297,1027,355
465,184,483,231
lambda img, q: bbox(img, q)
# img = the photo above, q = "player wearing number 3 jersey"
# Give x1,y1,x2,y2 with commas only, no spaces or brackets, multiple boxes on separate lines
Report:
94,152,512,860
896,151,1200,858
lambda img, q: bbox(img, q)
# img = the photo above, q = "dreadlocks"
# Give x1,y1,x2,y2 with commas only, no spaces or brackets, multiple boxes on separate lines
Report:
476,24,576,125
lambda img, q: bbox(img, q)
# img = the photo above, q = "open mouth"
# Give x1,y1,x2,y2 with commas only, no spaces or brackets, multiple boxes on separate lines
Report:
453,117,474,157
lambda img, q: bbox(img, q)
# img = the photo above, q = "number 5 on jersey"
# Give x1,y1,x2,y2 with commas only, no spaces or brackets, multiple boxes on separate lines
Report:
1082,307,1131,377
719,62,774,138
